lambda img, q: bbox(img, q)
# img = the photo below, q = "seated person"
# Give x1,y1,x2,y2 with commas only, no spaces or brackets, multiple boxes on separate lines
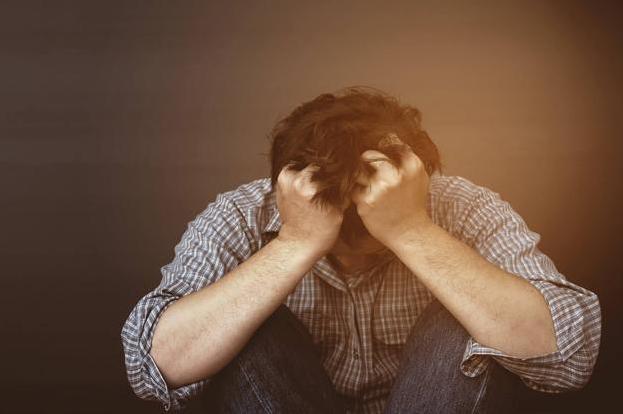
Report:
121,87,601,413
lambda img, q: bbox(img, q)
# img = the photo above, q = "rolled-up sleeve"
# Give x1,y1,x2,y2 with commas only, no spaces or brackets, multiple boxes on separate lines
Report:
121,193,255,411
453,182,601,392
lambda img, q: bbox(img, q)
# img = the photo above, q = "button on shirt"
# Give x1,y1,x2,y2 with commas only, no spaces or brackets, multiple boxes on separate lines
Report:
121,174,602,413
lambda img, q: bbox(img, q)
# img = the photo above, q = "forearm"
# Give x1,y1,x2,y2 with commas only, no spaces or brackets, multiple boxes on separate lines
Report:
389,221,557,358
150,237,321,388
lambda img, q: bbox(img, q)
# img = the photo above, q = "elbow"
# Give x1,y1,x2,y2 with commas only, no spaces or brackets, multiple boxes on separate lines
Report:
552,366,594,393
538,341,600,393
526,370,592,394
121,320,172,406
497,315,558,359
150,327,188,389
531,313,559,356
150,357,185,390
150,323,224,389
569,370,593,391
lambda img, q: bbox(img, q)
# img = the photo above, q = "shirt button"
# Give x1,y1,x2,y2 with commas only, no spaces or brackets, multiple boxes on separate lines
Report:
353,351,360,360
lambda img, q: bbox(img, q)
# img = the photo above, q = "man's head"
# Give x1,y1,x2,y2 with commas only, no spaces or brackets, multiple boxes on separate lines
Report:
269,86,441,249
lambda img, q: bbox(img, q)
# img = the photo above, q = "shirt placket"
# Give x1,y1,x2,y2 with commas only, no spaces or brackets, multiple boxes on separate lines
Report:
346,271,379,402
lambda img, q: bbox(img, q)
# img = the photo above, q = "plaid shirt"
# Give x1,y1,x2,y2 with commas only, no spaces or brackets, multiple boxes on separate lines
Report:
121,173,601,413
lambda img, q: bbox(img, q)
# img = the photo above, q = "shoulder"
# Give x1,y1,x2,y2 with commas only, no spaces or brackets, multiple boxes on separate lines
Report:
428,174,509,239
216,177,274,210
196,177,277,237
429,173,496,206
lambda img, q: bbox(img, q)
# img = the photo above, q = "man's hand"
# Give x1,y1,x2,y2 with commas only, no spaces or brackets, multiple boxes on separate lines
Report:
351,144,432,247
352,144,558,359
276,163,345,257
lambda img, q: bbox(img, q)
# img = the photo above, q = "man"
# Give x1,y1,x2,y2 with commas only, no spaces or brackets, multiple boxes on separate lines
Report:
122,87,601,413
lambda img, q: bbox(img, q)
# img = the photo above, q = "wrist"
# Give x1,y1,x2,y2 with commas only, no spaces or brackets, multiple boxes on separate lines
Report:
273,234,328,262
385,216,437,253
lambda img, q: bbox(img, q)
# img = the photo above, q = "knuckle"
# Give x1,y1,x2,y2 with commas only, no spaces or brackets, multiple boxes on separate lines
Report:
295,179,315,198
412,155,424,170
356,202,371,215
363,194,375,207
277,176,286,188
293,177,304,191
400,168,413,181
302,189,316,200
277,168,291,184
387,174,401,186
377,180,390,192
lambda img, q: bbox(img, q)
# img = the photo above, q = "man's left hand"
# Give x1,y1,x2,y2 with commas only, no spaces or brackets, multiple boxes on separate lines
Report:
351,144,432,247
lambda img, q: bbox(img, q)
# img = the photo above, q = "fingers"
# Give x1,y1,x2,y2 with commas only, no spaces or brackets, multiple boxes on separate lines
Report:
351,143,424,208
298,164,320,182
378,133,420,169
350,162,371,210
396,146,423,176
360,150,400,182
350,183,368,207
353,167,369,186
351,150,396,209
278,163,320,199
361,144,424,180
277,162,296,186
278,162,317,182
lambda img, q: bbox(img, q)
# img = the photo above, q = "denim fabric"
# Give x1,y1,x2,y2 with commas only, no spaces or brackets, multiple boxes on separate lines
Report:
201,301,526,413
384,300,523,413
201,304,346,413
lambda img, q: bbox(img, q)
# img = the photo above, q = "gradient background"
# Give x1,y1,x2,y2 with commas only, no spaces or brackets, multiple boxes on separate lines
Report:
2,1,622,413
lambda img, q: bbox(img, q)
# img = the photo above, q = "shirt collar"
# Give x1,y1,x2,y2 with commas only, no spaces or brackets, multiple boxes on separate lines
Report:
262,187,282,234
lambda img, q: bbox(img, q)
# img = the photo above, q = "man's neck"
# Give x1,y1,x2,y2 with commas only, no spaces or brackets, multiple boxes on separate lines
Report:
327,252,383,276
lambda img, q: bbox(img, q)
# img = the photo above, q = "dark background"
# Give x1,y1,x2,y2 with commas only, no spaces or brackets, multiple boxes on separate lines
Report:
2,1,621,413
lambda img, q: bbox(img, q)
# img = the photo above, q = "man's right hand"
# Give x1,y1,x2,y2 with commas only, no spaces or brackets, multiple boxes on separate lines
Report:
151,164,345,388
275,163,345,257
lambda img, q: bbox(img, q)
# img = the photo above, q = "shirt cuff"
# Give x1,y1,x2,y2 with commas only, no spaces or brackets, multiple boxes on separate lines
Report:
459,280,586,392
460,335,568,376
142,351,208,412
123,279,210,411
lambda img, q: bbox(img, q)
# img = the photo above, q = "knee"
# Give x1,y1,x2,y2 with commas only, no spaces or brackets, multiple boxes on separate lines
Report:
203,305,343,413
402,300,470,361
387,301,525,413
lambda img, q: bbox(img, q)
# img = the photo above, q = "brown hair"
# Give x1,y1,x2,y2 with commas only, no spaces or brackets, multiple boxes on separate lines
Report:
268,86,442,245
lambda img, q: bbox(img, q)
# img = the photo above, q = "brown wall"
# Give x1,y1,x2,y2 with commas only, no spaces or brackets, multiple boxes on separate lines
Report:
2,1,621,412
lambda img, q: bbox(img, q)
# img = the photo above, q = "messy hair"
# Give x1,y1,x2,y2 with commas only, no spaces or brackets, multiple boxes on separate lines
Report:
268,86,442,245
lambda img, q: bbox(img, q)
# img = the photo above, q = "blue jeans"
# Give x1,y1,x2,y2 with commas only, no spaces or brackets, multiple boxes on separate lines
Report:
200,300,527,413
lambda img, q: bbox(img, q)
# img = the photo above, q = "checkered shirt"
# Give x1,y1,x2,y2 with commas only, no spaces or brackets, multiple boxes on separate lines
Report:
121,173,601,413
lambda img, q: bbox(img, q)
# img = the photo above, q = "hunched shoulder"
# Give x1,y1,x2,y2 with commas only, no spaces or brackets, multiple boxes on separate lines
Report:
429,174,487,207
217,177,273,211
215,177,276,239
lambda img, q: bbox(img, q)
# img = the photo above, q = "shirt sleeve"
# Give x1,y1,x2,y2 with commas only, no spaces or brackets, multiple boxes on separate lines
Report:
120,193,256,411
453,183,602,393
